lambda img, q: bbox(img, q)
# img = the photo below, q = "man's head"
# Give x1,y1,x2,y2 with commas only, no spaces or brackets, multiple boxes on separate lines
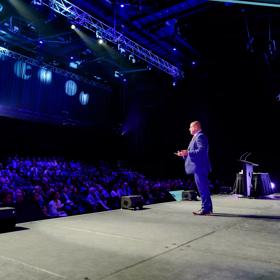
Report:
189,121,201,135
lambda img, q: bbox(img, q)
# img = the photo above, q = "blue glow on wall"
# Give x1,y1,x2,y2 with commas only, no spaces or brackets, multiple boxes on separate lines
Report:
65,80,77,96
14,61,32,80
0,53,6,61
38,68,52,84
79,91,89,105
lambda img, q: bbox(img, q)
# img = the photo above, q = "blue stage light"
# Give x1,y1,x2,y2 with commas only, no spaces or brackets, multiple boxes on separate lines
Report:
79,91,89,105
38,68,52,84
65,80,77,96
14,61,32,80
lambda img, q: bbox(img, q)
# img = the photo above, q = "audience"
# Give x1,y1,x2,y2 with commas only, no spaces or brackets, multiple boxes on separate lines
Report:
0,155,194,223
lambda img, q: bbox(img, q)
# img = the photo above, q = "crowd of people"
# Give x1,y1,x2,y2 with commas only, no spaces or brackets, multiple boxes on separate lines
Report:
0,156,193,223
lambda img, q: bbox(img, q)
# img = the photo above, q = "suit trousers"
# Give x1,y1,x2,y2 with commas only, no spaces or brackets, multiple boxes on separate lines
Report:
194,172,213,212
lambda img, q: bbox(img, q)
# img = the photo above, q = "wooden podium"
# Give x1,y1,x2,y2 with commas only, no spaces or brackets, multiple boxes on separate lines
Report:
239,159,259,197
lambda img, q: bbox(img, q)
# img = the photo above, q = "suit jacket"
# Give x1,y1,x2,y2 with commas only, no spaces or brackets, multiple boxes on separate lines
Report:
184,131,211,175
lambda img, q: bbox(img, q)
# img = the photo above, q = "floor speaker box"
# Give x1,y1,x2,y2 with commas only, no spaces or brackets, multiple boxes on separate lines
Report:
121,195,144,210
0,207,16,232
182,190,198,201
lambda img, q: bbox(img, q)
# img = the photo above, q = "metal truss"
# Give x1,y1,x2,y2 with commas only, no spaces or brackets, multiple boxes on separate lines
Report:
37,0,184,79
0,46,111,91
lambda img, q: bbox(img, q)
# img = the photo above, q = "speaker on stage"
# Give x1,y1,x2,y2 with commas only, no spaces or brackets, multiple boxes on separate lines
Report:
0,207,16,232
121,195,144,210
182,190,198,201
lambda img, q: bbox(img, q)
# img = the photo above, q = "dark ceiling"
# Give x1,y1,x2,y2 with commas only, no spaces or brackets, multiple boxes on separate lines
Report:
1,1,280,87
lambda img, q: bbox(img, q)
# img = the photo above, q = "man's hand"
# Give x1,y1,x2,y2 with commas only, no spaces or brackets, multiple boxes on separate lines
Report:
174,150,188,157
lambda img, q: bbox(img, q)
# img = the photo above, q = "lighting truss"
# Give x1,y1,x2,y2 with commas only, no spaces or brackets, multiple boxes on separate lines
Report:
36,0,184,79
0,46,111,91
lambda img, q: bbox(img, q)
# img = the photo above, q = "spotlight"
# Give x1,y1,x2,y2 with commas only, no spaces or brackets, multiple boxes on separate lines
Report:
98,39,104,45
39,40,43,44
96,31,102,39
129,54,136,63
118,44,126,54
114,71,121,78
114,70,123,78
71,24,76,30
31,0,42,5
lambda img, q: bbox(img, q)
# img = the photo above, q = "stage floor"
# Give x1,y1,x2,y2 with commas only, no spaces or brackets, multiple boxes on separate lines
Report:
1,194,280,280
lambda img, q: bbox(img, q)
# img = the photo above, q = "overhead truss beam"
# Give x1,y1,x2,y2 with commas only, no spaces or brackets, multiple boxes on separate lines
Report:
37,0,183,79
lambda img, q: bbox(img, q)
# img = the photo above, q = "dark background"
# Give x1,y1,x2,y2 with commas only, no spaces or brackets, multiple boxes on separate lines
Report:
1,53,280,188
1,1,280,189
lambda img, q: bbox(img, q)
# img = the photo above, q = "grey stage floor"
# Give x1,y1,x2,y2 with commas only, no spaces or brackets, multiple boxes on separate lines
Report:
1,194,280,280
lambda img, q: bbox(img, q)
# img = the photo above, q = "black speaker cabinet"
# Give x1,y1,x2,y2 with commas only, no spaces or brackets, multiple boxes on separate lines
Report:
182,190,198,201
121,195,144,210
0,207,16,232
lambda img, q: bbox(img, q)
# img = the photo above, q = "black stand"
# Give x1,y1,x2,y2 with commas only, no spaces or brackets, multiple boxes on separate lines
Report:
239,160,259,197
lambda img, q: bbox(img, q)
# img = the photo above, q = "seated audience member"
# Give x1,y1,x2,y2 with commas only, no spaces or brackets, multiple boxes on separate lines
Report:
48,191,67,217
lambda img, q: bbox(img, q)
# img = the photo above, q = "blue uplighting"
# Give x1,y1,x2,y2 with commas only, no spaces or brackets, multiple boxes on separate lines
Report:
79,91,89,105
38,68,52,84
14,61,32,80
65,80,77,96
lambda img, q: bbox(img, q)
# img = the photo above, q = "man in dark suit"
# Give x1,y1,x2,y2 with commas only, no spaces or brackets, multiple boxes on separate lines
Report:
176,121,213,215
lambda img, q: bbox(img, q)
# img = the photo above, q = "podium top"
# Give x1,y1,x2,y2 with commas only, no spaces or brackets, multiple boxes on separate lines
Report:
238,159,259,167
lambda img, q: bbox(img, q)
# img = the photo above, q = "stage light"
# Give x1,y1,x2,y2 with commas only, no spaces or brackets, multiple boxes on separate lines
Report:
71,24,76,30
39,40,43,44
69,62,78,69
118,44,126,54
173,47,177,51
114,71,121,78
31,0,42,5
0,4,3,12
114,70,124,78
98,39,104,44
14,61,32,80
38,68,52,84
271,182,275,189
69,60,82,69
129,54,136,63
96,31,102,39
65,80,77,96
79,91,89,105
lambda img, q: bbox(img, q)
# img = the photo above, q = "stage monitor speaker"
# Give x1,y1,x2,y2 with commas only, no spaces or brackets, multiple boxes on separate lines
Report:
121,195,144,210
0,207,16,232
182,190,198,201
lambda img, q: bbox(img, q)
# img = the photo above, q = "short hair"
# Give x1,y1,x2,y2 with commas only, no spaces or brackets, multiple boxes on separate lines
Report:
191,121,201,129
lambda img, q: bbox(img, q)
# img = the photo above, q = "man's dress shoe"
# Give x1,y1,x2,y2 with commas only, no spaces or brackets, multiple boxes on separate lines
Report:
192,209,212,216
